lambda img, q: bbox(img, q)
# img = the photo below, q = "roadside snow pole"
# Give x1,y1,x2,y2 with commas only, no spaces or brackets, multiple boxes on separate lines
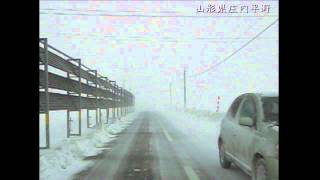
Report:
216,96,220,113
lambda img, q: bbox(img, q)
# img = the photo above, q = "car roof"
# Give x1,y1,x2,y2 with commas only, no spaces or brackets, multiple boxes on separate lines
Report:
242,92,278,98
256,92,278,97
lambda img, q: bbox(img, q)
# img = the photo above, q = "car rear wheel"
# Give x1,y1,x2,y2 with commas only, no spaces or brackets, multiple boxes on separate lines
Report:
253,158,268,180
219,142,231,168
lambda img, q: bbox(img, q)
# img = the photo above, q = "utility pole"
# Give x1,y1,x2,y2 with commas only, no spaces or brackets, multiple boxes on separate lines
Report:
170,82,172,106
123,80,126,116
184,68,186,111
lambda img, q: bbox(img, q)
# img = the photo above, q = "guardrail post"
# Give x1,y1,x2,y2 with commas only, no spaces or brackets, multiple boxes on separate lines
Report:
86,78,90,128
99,108,102,126
66,58,82,137
43,38,50,148
106,107,109,124
78,59,82,135
122,88,124,116
110,81,116,121
119,87,122,117
128,95,130,113
67,72,71,137
87,69,98,128
102,77,109,124
94,70,98,128
114,84,117,119
116,85,119,118
123,91,125,115
126,91,128,115
67,109,71,138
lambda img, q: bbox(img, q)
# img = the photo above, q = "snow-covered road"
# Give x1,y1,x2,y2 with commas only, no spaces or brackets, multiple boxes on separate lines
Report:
72,111,251,180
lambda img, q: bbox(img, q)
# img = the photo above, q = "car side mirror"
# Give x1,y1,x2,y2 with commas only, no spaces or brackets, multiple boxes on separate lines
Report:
239,117,254,126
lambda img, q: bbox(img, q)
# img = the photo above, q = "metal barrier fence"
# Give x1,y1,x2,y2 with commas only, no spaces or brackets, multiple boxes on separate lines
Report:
39,38,135,149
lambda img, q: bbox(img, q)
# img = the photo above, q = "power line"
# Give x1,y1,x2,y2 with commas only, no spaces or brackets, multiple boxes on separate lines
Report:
187,18,278,78
40,11,277,18
40,8,179,14
42,32,277,42
40,0,279,2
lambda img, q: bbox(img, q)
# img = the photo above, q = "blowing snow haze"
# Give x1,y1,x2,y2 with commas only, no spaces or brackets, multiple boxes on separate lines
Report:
40,1,278,112
40,1,279,180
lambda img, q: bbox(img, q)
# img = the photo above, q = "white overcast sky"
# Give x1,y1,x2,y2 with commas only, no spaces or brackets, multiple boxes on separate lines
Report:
40,0,279,112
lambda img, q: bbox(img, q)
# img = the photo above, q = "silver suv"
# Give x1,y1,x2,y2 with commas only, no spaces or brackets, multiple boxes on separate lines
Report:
218,93,278,180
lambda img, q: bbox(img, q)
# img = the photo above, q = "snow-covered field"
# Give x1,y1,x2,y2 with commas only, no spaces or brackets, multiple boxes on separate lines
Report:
39,111,138,180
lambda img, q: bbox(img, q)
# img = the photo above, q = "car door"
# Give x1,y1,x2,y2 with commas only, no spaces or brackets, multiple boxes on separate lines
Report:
221,95,246,157
233,95,258,170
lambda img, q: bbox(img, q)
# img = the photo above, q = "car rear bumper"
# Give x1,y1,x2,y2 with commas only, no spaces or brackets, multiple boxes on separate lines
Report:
265,157,278,180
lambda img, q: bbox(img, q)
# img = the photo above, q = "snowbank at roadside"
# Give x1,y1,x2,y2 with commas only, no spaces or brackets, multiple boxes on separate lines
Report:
40,112,138,180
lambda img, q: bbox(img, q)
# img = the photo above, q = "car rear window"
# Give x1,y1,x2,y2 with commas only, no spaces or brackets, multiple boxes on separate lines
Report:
228,96,244,118
262,97,279,123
